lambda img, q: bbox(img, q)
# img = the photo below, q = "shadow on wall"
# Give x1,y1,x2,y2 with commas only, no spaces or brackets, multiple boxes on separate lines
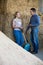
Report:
0,0,7,32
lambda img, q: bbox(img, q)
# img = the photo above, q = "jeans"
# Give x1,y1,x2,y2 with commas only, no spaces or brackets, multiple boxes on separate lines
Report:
13,30,24,46
30,27,39,53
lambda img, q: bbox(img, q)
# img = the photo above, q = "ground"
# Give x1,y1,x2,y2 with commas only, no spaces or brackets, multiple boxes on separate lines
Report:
35,49,43,61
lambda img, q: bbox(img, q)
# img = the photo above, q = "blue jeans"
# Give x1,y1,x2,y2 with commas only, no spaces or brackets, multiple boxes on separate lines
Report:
30,27,39,53
13,30,24,46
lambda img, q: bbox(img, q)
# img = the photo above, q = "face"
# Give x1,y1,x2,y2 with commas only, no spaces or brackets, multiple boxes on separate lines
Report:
30,10,34,15
16,12,21,18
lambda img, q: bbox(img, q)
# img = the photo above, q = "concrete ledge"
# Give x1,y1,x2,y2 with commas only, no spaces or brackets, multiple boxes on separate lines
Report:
0,31,43,65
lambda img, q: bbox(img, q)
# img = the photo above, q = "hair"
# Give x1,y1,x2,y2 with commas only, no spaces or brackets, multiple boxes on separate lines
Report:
14,11,19,18
30,8,36,12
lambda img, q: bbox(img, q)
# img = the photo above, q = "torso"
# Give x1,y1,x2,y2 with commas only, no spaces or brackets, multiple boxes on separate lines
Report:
13,18,22,30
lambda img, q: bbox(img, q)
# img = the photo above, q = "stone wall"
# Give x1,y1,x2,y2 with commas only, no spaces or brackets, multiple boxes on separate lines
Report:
0,0,43,49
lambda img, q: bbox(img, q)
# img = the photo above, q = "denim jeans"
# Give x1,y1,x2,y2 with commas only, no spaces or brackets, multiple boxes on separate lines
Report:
13,30,24,46
30,27,39,53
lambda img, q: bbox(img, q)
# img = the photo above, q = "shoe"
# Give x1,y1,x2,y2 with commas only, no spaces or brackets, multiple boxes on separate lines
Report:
30,51,38,54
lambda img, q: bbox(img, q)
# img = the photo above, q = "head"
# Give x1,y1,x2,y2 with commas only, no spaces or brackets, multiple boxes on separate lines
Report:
14,11,21,18
30,8,36,15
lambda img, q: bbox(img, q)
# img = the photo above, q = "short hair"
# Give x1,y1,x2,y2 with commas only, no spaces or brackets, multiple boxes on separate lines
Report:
30,8,36,12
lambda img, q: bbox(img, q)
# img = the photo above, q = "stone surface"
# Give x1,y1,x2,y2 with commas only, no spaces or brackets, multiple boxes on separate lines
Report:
0,31,43,65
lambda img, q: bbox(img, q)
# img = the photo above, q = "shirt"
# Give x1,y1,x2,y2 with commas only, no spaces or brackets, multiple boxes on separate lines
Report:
13,18,22,30
26,14,40,32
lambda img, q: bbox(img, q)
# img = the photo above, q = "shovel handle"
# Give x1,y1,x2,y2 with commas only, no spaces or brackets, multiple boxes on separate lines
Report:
23,33,27,43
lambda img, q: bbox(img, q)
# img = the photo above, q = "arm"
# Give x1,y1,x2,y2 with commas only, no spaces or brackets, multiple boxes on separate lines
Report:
25,22,31,34
12,20,16,29
26,24,30,32
25,17,32,33
19,22,24,31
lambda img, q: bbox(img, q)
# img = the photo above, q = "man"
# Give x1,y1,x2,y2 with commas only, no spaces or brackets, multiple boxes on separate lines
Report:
25,8,40,54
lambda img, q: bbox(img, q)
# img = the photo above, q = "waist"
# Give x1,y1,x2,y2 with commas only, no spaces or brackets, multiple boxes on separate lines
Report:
31,26,38,30
31,27,39,32
14,28,21,31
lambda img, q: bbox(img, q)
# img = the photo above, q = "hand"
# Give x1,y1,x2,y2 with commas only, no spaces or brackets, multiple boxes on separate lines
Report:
20,27,23,30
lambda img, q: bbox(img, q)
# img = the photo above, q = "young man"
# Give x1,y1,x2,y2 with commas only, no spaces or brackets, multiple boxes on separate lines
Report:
25,8,40,54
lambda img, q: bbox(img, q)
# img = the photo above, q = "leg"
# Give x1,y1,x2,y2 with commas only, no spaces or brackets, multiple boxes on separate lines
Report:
33,29,39,53
20,31,25,46
30,31,35,51
30,28,39,53
13,30,21,46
